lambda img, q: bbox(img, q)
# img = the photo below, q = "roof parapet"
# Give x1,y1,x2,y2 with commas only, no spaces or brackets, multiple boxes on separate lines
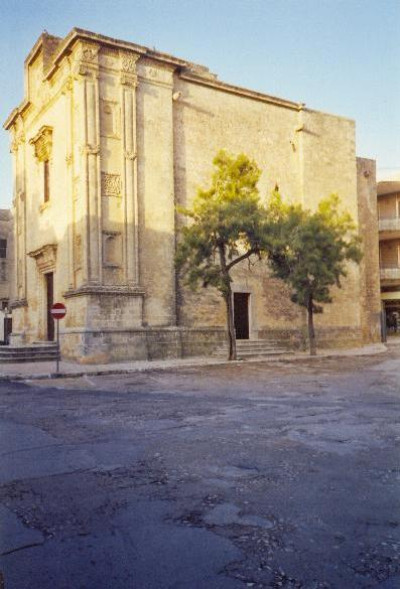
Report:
4,26,305,129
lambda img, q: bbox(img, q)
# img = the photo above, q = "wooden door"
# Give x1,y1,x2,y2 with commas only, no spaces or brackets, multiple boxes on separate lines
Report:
234,293,250,340
46,273,54,341
4,317,12,345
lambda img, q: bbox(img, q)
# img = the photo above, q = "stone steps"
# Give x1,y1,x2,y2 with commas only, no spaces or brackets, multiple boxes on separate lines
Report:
0,343,59,363
215,339,292,359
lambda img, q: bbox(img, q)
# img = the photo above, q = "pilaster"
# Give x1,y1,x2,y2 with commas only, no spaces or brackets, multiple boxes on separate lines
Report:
63,76,75,290
119,50,140,286
11,118,27,303
75,42,102,285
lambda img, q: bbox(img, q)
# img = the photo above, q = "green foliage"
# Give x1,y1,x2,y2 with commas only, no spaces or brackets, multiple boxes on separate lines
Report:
175,150,264,298
265,192,363,313
175,149,265,360
176,149,362,358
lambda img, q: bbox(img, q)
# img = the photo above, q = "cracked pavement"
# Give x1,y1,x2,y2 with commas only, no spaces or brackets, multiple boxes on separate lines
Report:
0,350,399,588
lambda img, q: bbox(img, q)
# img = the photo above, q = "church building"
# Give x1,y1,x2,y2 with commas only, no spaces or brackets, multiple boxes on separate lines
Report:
4,28,381,362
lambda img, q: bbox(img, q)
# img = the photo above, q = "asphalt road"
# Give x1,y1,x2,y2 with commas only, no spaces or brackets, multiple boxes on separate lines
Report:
0,350,399,588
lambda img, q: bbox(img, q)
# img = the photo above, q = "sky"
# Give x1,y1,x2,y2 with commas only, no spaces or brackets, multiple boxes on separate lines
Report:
0,0,399,207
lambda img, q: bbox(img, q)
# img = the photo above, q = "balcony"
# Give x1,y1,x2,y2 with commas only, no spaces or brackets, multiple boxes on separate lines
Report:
379,218,400,241
380,267,400,281
379,217,400,231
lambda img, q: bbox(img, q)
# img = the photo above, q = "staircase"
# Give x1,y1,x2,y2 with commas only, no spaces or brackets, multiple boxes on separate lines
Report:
215,339,293,360
0,343,59,363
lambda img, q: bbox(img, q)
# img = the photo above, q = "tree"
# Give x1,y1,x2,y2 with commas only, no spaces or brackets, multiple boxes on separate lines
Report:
264,192,362,355
175,150,264,360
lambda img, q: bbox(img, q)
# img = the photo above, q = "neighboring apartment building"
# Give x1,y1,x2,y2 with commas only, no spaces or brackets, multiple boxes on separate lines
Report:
3,29,381,362
0,209,13,343
378,180,400,331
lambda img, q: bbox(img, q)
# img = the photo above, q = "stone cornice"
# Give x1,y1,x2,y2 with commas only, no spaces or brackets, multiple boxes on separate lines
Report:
10,298,28,310
179,72,303,111
4,102,30,131
54,29,302,110
27,243,57,273
27,243,57,258
29,125,53,161
4,26,312,130
64,285,146,298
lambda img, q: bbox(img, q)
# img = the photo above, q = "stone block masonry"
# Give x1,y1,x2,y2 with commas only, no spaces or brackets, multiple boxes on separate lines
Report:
4,28,381,361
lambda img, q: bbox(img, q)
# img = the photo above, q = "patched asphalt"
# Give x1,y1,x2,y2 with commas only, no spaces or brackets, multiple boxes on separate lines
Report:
0,349,399,588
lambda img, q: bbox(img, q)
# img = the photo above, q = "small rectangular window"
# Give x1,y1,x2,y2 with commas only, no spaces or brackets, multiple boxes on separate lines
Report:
0,239,7,259
0,261,6,282
44,160,50,202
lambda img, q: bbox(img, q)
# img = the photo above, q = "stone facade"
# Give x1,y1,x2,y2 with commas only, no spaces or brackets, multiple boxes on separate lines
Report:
4,28,382,361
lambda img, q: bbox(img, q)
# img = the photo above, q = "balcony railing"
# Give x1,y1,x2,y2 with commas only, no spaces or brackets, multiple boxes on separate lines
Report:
380,267,400,280
379,217,400,232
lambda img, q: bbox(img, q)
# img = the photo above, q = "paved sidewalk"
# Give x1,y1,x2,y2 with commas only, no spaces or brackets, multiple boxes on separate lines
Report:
0,342,388,381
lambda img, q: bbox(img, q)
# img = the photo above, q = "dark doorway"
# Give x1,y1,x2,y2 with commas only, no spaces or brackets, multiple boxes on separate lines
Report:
46,272,55,341
234,292,250,339
4,317,12,345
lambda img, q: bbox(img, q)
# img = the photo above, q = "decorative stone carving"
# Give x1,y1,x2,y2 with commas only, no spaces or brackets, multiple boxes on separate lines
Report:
77,64,89,77
27,243,57,273
78,42,99,63
62,76,73,94
83,47,97,62
119,50,139,86
11,127,26,153
80,143,100,156
86,144,100,156
101,173,122,197
120,73,138,87
147,67,159,79
17,130,25,145
29,126,53,162
124,150,137,160
74,42,99,78
121,51,139,72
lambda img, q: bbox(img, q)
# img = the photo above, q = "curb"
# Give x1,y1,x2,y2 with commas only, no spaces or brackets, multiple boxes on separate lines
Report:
0,344,389,382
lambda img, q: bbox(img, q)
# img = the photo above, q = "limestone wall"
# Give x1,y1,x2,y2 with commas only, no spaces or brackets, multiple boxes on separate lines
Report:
136,60,176,326
5,29,381,357
174,75,368,345
356,158,381,343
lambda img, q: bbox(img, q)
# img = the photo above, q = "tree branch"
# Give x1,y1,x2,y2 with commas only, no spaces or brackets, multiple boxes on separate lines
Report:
226,247,258,271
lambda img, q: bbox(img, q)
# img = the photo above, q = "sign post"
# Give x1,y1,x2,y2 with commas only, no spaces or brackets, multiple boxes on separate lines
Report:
50,303,67,375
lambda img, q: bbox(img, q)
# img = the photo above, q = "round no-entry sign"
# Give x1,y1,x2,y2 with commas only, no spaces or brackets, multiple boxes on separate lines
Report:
51,302,67,320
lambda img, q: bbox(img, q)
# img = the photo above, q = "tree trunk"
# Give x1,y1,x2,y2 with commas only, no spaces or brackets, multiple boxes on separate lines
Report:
224,284,237,361
218,243,237,361
307,296,317,356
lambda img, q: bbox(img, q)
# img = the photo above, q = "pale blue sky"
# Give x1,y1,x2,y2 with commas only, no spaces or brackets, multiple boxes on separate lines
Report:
0,0,399,207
